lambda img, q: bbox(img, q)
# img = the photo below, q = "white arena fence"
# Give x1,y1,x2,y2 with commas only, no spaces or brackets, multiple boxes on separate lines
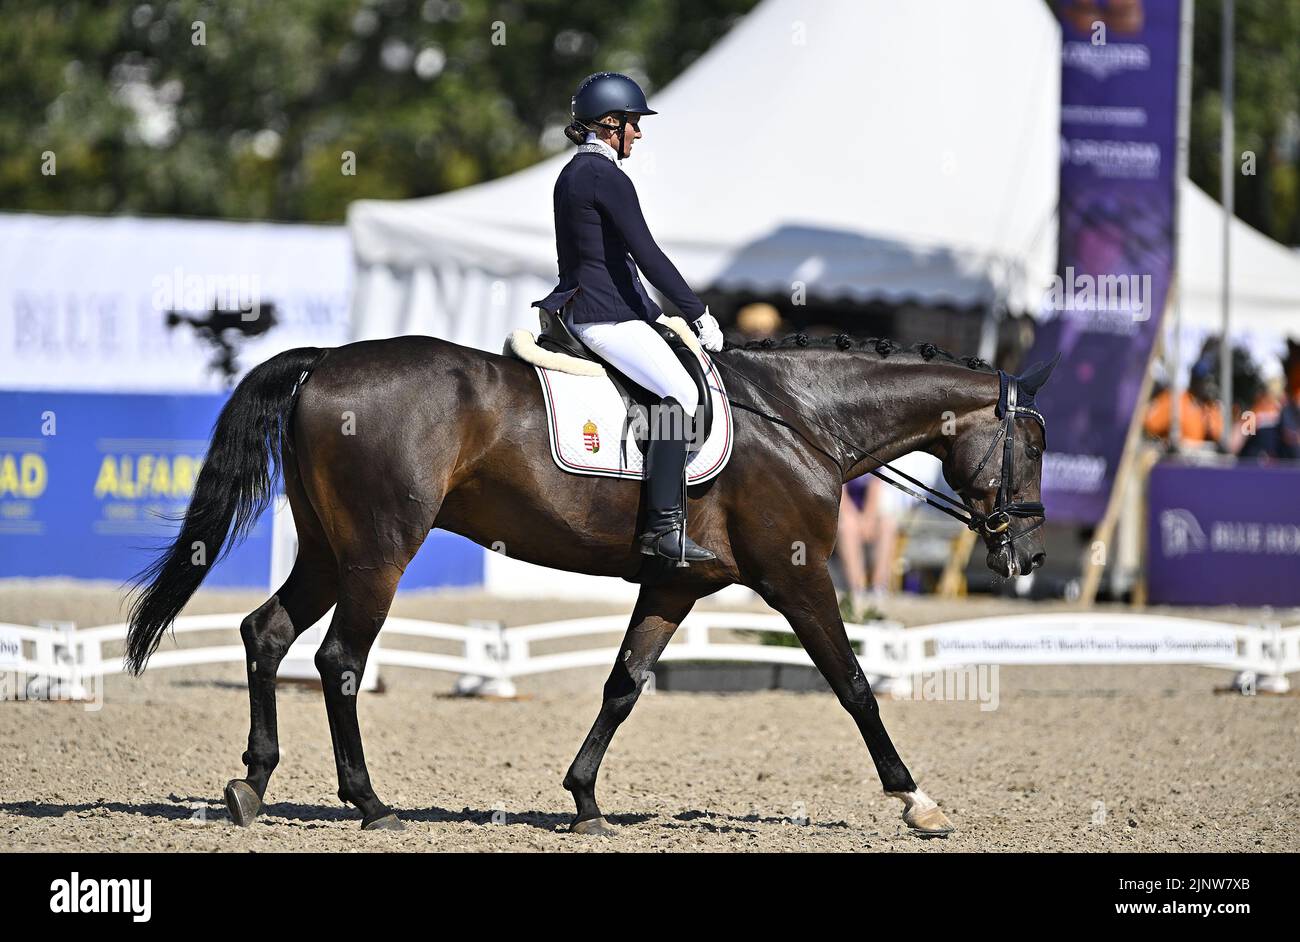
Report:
2,611,1297,701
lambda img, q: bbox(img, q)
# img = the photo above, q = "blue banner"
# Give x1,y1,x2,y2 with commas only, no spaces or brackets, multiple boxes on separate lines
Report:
1033,0,1183,524
1148,461,1300,606
0,391,481,590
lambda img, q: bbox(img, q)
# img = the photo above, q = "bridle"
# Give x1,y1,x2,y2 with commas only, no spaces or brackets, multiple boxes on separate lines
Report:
862,371,1046,548
944,371,1047,546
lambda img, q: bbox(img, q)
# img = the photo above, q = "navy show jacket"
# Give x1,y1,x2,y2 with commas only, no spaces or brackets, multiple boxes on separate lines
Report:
533,150,706,328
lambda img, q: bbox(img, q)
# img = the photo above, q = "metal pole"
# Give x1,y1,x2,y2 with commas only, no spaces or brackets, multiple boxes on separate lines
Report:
1220,0,1234,451
1169,0,1195,450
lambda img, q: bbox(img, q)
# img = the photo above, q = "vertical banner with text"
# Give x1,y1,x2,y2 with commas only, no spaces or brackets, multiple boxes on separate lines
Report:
1031,0,1183,524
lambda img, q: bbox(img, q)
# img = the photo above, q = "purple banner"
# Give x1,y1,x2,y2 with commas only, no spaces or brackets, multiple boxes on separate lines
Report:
1031,0,1182,524
1147,461,1300,606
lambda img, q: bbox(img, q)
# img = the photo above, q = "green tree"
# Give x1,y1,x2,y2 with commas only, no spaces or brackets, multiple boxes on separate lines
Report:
1189,0,1300,245
0,0,757,221
6,0,1298,245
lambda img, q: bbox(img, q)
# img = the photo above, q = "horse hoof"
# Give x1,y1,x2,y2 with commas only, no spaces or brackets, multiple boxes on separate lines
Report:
570,816,614,836
224,779,262,827
903,804,955,838
886,788,955,838
362,813,405,831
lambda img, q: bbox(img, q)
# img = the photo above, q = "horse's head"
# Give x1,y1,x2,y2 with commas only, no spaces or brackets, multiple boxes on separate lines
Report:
940,355,1058,578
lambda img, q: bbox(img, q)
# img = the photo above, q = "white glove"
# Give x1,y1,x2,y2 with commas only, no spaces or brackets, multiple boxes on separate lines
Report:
692,308,724,352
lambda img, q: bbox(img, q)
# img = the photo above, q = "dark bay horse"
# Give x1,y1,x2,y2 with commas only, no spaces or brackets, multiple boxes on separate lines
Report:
125,331,1056,836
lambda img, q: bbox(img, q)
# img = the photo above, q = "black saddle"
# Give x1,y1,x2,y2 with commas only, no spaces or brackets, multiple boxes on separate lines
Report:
536,308,714,455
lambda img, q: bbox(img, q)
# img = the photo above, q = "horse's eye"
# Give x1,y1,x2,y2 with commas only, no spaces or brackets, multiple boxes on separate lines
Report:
1027,445,1041,459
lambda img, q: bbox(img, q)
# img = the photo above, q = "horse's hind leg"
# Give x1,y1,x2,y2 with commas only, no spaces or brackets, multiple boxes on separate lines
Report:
225,517,337,825
315,560,407,830
563,581,708,834
754,565,954,837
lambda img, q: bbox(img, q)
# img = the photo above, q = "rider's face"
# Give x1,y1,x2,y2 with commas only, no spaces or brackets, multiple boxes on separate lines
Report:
622,116,643,156
597,114,643,157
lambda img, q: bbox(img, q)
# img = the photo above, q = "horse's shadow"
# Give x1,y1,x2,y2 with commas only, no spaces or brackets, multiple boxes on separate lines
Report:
0,798,206,823
666,809,854,834
0,797,655,832
0,797,859,837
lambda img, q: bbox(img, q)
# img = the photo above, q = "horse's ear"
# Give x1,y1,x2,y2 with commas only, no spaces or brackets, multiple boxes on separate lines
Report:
1019,353,1061,398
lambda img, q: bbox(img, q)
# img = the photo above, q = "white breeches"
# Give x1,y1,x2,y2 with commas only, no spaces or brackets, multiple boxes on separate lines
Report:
571,319,699,417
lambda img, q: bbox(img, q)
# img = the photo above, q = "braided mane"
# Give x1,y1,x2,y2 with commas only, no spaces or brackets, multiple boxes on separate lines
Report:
723,332,993,372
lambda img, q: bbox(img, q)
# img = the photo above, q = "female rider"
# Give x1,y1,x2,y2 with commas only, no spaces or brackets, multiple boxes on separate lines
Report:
533,72,725,564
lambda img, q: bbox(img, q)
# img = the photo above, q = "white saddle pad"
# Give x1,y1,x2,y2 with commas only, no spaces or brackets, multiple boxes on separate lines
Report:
533,346,733,483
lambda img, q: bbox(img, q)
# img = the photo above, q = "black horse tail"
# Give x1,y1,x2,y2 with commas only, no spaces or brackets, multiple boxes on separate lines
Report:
124,347,324,675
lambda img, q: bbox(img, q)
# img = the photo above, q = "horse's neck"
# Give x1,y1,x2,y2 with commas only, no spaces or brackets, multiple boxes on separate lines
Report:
851,359,1000,478
758,353,998,482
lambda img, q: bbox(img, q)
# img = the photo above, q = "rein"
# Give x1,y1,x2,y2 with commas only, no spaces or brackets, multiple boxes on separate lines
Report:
707,353,1047,544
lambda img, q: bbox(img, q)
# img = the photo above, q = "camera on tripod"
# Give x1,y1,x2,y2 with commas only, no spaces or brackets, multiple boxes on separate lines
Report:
165,301,277,386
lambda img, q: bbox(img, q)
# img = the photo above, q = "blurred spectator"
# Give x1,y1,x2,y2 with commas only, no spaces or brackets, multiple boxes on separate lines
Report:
838,478,871,609
1282,395,1300,459
838,476,900,611
1144,355,1224,447
1283,340,1300,449
1196,336,1263,416
1236,358,1295,459
734,302,782,340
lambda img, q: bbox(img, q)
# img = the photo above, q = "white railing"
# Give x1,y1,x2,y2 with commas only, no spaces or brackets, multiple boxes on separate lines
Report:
2,611,1296,702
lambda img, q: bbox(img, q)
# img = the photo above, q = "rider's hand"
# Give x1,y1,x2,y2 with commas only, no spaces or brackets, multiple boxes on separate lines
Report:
692,308,724,353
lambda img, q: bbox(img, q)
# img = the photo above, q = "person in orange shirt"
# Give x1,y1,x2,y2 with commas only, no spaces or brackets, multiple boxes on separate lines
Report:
1144,358,1224,446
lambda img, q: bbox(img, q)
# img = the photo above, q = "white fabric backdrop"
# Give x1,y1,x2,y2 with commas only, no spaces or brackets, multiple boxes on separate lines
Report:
0,212,352,392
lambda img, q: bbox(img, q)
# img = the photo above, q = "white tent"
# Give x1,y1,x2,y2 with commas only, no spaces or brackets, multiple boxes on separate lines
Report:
349,0,1061,350
348,0,1300,354
1177,180,1300,342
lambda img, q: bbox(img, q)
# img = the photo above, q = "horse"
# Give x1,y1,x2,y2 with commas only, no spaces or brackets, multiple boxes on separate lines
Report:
124,329,1057,836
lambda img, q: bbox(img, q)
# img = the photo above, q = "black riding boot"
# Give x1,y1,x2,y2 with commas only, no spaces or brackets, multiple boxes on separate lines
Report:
638,398,716,564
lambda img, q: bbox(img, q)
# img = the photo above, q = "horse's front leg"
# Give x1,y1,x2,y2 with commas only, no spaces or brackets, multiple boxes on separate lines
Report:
562,580,709,834
753,565,955,837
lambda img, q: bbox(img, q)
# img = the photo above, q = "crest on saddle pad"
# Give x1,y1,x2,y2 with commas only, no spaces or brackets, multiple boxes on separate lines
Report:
511,333,733,483
582,420,600,454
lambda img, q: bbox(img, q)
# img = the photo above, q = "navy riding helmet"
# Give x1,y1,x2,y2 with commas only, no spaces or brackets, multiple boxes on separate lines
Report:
569,72,657,158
